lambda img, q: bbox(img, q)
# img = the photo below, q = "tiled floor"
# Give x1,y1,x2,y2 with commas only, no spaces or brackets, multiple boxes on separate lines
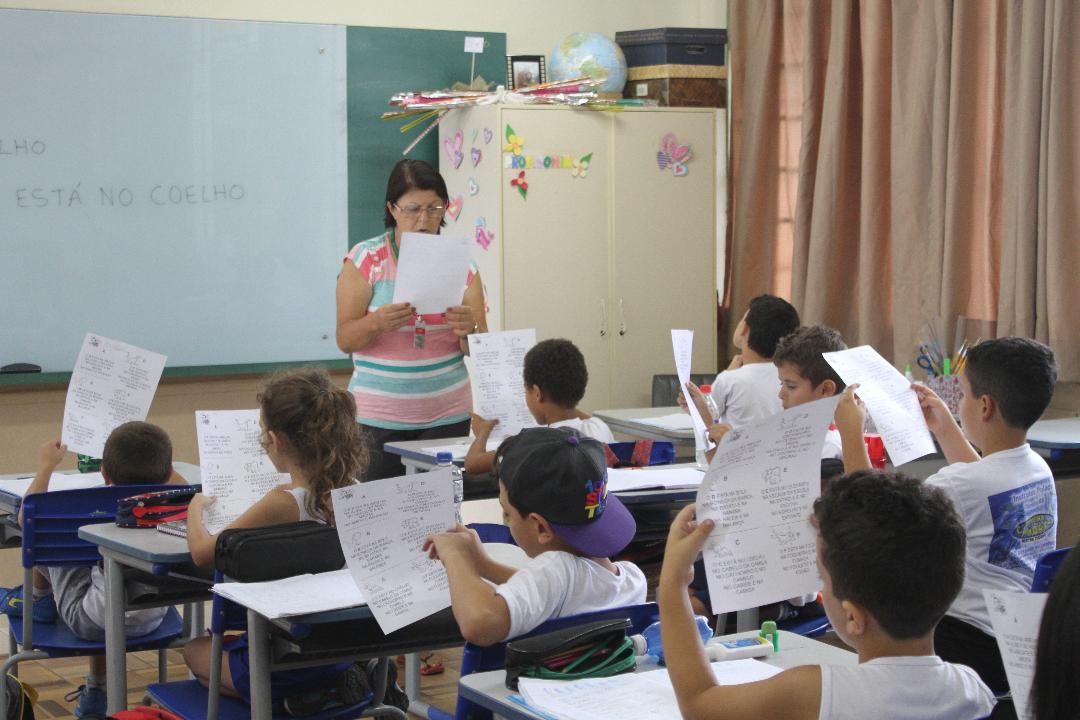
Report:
4,647,465,718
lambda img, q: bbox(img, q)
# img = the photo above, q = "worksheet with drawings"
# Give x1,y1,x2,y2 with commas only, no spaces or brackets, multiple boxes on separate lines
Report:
0,9,347,371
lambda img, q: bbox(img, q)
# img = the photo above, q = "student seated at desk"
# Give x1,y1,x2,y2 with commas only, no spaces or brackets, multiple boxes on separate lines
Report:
465,338,614,475
425,427,646,646
659,470,995,720
686,325,848,624
837,337,1058,696
181,369,404,715
0,422,185,718
681,294,799,427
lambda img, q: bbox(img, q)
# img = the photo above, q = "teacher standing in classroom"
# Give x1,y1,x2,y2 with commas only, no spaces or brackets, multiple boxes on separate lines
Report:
336,159,487,480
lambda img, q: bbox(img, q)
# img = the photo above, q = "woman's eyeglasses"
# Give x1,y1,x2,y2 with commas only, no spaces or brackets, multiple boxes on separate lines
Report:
393,203,447,219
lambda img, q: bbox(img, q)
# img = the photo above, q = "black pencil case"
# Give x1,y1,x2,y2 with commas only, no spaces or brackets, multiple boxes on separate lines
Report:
214,521,344,582
504,618,634,690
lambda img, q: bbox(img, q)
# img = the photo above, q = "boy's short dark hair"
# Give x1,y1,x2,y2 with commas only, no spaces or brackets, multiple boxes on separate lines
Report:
744,295,800,358
773,325,847,391
813,470,965,639
964,337,1056,429
523,339,588,408
101,421,173,486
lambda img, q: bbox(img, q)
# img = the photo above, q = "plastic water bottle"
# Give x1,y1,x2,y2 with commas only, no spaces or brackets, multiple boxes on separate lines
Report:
436,452,464,524
695,384,721,470
630,616,713,665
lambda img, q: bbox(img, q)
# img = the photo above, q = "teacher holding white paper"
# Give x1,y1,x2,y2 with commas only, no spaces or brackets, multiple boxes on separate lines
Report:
336,159,488,480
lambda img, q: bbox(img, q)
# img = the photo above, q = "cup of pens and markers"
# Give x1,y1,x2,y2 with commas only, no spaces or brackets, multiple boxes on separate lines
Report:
909,339,975,419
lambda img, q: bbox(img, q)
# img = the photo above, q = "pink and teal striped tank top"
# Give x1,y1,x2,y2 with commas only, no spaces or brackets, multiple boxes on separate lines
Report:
344,232,476,430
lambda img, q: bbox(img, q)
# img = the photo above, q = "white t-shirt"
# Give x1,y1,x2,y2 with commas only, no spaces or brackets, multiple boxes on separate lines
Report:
495,550,647,640
926,444,1057,634
709,362,782,427
818,655,994,720
549,416,616,444
821,427,843,460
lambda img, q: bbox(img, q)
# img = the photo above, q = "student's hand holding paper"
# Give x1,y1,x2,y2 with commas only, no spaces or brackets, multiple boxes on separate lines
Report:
372,301,414,333
910,383,954,437
834,384,867,436
469,413,498,440
445,304,478,338
706,423,733,445
660,504,715,587
37,438,68,473
423,523,484,564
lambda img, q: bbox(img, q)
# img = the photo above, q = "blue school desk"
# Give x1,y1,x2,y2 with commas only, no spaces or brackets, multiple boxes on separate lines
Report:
457,630,858,720
77,522,212,714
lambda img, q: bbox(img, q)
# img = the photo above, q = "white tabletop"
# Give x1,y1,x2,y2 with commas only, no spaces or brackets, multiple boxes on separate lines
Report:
1028,417,1080,450
594,407,695,443
458,630,856,719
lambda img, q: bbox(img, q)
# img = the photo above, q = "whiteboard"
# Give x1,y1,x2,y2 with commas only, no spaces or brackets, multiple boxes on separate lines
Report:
0,10,347,372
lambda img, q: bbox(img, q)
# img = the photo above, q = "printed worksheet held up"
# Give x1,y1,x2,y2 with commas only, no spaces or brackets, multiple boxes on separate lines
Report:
195,409,290,535
61,333,166,458
332,471,456,634
467,328,537,439
697,396,838,614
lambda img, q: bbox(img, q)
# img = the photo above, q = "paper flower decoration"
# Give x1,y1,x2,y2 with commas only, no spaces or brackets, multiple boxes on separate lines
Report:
504,124,525,156
572,152,593,179
510,171,528,200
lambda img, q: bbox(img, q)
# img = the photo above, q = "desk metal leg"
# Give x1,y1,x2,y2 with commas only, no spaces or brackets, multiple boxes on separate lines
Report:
405,652,438,718
247,610,272,720
103,556,127,714
735,608,760,633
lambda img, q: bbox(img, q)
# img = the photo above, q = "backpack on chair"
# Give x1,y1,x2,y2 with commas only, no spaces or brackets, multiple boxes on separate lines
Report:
3,673,36,720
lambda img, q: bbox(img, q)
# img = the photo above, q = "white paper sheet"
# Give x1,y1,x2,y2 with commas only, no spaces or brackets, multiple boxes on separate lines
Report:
633,412,695,432
332,471,457,634
0,472,107,499
519,659,782,720
212,569,366,619
195,409,291,535
61,333,166,457
697,396,838,614
984,589,1047,720
467,329,538,438
606,466,705,492
672,330,710,457
390,232,472,314
821,345,936,466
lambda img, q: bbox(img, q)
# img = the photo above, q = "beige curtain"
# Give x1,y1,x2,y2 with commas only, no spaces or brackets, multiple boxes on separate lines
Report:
727,0,1080,380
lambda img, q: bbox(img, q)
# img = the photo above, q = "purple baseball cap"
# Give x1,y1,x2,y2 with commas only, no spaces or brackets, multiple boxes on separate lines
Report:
495,427,636,558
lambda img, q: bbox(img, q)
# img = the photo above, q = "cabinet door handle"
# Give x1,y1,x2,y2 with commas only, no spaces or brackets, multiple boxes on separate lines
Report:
618,297,627,336
599,299,608,337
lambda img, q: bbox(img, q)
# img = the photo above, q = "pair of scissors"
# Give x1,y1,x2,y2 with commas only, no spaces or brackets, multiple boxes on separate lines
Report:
916,354,937,377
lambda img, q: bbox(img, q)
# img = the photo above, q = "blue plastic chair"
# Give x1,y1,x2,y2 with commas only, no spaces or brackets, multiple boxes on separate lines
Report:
147,570,399,720
0,485,186,714
1032,546,1072,592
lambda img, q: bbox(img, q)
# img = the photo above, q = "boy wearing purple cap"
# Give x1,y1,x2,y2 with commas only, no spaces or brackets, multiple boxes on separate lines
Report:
424,427,647,646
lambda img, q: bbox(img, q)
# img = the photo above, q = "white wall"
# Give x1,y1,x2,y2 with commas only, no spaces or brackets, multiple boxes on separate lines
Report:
0,0,726,56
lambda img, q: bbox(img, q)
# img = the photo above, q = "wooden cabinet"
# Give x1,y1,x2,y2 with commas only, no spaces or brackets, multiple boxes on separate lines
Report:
439,105,717,409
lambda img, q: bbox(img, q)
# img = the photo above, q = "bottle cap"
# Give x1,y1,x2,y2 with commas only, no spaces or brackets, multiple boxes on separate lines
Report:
436,452,453,464
700,384,712,393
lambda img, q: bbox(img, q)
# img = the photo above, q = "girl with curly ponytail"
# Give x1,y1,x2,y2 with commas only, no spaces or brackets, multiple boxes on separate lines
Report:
183,368,371,704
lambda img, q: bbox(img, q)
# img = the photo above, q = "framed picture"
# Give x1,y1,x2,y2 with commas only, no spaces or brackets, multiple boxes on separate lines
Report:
507,55,546,90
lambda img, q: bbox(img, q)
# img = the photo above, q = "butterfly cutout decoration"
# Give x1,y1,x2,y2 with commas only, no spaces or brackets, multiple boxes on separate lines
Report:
443,130,464,169
656,133,691,177
445,195,463,221
475,216,495,250
510,171,528,200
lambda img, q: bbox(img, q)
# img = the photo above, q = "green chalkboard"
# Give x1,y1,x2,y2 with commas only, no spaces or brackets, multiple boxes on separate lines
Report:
347,27,506,248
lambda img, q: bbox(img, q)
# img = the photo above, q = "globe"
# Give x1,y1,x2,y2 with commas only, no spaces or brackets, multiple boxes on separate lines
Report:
550,32,628,94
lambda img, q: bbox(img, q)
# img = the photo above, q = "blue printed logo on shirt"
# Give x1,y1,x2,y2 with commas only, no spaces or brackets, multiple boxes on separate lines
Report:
987,477,1056,571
